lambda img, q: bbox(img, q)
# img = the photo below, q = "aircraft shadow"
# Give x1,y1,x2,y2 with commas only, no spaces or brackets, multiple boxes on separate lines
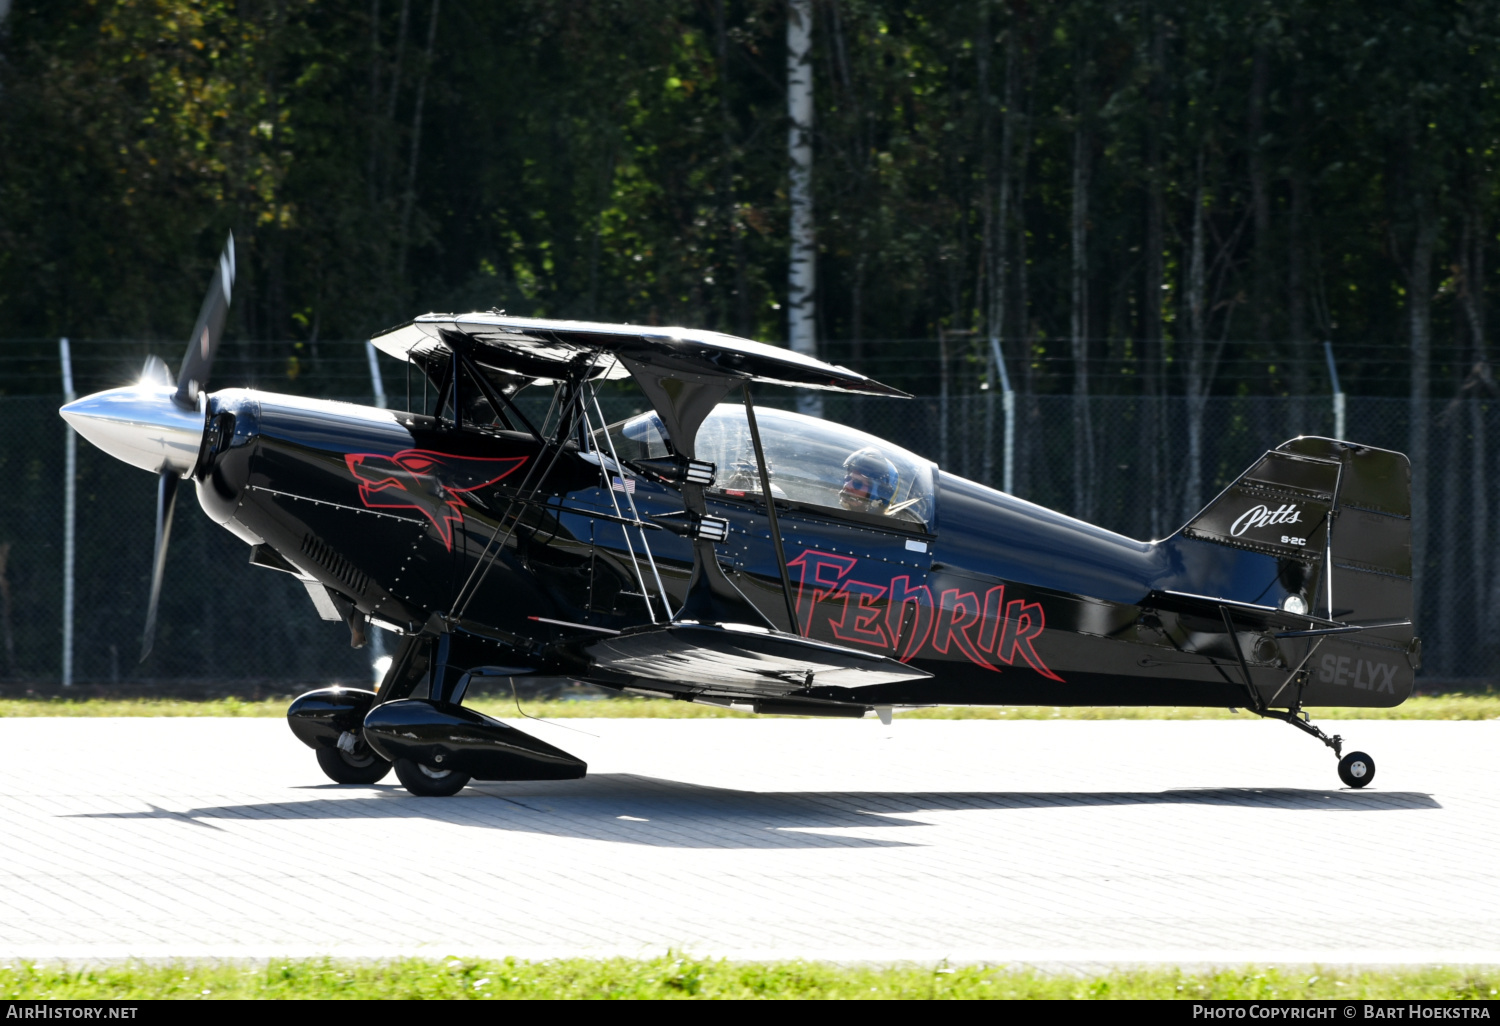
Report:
65,774,1440,849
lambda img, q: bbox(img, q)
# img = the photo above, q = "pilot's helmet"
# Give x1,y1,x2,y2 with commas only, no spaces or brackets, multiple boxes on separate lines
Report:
840,447,899,511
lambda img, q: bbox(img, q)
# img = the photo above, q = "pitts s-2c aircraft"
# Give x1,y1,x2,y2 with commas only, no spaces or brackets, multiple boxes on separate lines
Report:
62,237,1418,795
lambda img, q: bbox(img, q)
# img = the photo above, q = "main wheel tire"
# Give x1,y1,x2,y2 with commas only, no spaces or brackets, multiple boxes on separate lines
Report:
1338,751,1375,789
316,744,392,784
394,757,471,797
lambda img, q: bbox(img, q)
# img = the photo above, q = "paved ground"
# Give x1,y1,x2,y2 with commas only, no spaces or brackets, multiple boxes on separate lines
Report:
0,715,1496,967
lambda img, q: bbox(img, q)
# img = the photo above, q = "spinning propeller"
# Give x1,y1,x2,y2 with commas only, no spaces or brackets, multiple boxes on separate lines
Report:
60,233,236,661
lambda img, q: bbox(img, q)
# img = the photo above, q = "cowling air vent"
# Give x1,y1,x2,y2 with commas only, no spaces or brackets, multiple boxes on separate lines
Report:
301,534,369,597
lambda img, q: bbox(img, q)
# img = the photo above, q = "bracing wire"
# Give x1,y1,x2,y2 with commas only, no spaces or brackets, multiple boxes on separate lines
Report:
508,677,599,738
451,382,561,609
589,377,674,620
451,386,568,620
575,381,661,623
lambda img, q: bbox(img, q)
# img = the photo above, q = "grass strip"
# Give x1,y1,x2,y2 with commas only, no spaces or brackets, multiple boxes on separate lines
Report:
1,957,1497,1000
1,693,1497,720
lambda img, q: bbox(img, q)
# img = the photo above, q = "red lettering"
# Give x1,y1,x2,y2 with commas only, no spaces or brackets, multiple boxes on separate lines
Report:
831,579,891,648
884,575,934,663
787,550,856,638
998,599,1064,681
933,589,999,671
977,585,1005,654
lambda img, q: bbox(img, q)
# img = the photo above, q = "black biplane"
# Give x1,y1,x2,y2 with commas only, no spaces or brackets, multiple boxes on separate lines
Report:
62,237,1417,795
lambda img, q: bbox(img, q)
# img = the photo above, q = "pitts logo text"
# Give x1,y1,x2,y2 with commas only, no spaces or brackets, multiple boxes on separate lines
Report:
345,449,528,550
787,550,1063,680
1230,503,1302,538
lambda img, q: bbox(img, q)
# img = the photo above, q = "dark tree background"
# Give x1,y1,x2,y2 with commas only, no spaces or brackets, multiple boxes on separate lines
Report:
4,1,1500,683
3,0,1496,395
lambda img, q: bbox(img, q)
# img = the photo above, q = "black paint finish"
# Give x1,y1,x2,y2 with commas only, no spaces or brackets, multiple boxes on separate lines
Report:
286,687,379,750
362,698,586,780
187,387,1412,732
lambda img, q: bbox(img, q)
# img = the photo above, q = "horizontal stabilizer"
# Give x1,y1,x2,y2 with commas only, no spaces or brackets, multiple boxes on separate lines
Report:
1146,589,1337,633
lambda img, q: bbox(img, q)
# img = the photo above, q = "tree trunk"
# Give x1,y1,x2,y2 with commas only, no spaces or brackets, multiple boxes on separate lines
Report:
367,0,383,209
1248,40,1271,346
586,143,619,318
1182,156,1209,522
987,22,1017,490
0,541,15,678
1014,55,1035,501
1070,79,1094,521
1288,154,1310,431
939,329,950,469
394,0,439,294
787,0,819,416
1460,200,1489,656
715,0,749,337
1142,7,1165,538
1440,411,1458,670
1407,204,1436,623
851,252,865,366
381,0,411,203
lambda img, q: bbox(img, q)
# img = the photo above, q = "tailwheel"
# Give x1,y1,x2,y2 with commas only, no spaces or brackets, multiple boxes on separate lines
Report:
316,744,392,784
394,757,471,797
1338,751,1375,789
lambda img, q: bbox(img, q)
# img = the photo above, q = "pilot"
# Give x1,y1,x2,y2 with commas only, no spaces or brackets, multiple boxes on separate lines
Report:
839,447,899,514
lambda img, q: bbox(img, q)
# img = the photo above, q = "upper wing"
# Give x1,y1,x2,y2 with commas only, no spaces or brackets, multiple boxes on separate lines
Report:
371,312,908,397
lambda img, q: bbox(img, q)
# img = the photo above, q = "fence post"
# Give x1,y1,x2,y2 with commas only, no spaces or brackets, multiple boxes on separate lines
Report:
1323,341,1345,440
59,337,76,687
364,341,389,678
938,329,950,470
364,340,386,409
988,335,1016,494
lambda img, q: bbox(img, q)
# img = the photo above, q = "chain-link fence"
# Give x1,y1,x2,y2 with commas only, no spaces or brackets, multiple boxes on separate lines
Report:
1,389,1489,686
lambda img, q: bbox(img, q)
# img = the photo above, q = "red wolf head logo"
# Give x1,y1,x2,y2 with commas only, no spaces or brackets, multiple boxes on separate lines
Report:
344,449,527,550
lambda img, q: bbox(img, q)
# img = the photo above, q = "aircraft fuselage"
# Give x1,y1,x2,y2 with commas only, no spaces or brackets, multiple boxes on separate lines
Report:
194,388,1412,711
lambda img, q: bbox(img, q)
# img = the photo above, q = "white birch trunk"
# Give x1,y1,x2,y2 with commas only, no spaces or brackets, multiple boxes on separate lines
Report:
787,0,820,416
987,29,1017,490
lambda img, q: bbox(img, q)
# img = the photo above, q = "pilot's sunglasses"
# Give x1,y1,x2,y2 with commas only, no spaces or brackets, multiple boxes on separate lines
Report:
843,472,873,497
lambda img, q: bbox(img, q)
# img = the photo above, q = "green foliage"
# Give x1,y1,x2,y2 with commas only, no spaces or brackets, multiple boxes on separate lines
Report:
0,957,1496,999
3,0,1499,398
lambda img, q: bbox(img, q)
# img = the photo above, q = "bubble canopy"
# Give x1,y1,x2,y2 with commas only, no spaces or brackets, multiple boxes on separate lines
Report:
603,404,936,527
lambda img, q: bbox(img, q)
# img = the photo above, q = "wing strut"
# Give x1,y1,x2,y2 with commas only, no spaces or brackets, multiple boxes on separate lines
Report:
1218,605,1266,715
742,385,798,634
